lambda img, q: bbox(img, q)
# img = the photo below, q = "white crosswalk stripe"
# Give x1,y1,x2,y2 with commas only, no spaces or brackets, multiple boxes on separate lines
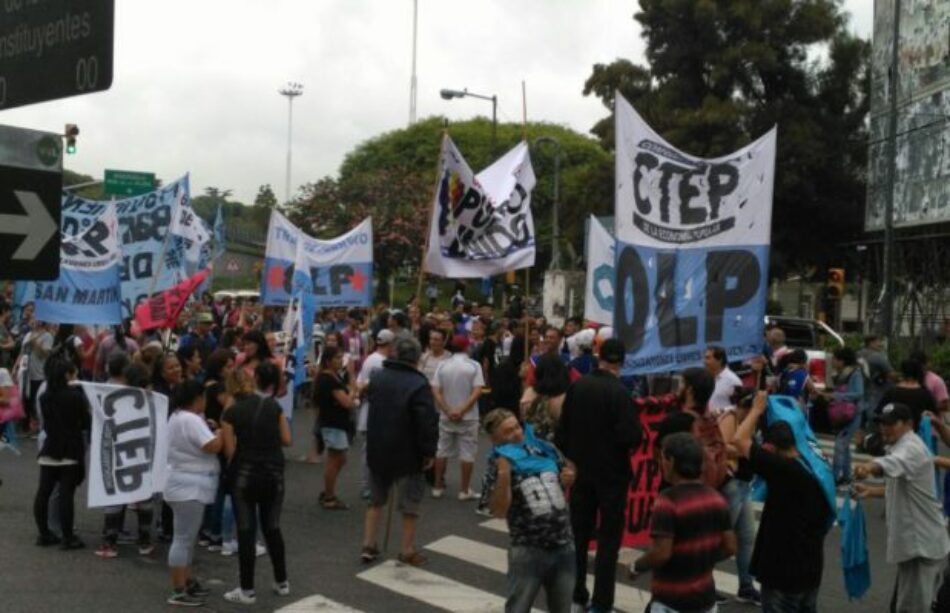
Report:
275,594,367,612
357,559,526,612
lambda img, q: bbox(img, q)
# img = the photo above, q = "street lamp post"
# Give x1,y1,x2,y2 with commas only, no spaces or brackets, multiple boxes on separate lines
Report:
279,82,304,204
439,88,497,154
533,136,562,270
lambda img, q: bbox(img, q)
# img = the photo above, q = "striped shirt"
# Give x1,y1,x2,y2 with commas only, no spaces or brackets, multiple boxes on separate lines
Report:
649,482,730,611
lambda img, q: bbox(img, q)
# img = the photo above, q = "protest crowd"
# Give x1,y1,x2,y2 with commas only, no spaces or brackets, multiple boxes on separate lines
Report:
2,282,950,612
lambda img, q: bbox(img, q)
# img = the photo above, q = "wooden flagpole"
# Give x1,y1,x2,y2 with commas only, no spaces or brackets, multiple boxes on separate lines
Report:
416,129,448,307
522,80,531,362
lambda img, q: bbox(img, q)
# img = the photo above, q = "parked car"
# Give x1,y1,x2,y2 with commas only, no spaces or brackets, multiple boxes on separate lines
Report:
766,315,845,391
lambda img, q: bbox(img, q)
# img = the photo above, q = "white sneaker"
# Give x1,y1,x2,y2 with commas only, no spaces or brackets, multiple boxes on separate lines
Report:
431,488,444,499
458,489,480,501
255,543,267,557
221,540,238,557
272,580,291,596
223,587,256,605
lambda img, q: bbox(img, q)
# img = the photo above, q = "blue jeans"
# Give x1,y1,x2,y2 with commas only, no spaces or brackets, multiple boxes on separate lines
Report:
506,544,575,613
761,586,818,612
719,478,755,589
833,411,862,483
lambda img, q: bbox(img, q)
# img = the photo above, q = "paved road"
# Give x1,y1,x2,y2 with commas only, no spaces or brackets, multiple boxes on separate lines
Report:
0,410,899,612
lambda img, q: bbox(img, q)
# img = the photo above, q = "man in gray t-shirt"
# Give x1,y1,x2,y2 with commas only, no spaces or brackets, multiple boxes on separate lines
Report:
858,335,892,414
855,402,950,612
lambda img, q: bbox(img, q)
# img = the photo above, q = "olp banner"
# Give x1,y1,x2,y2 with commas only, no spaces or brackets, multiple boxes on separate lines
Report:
614,96,775,374
83,383,169,508
260,212,373,307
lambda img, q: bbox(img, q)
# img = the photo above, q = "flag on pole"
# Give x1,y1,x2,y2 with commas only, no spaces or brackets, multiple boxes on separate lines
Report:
213,204,226,259
424,135,536,278
282,291,316,389
134,268,211,331
584,216,615,326
170,189,211,265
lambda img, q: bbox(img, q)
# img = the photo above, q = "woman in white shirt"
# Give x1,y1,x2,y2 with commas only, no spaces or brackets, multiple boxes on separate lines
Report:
164,380,223,607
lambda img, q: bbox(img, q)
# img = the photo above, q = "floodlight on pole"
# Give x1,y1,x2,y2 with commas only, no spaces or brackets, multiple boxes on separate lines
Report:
439,87,498,154
279,81,304,204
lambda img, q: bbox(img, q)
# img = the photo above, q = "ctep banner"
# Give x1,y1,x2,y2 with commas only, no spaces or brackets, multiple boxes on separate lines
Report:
33,207,123,325
584,215,615,326
613,95,775,374
83,382,169,509
260,211,373,307
424,135,536,278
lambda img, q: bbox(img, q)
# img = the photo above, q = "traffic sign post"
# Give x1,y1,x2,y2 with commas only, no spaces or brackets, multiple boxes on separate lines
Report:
0,125,62,280
0,0,115,111
104,169,156,197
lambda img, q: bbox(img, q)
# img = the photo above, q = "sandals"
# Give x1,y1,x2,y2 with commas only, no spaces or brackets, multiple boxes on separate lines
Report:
320,495,349,510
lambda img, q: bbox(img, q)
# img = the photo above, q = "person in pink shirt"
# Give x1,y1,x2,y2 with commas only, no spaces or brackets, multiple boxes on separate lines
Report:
912,350,949,413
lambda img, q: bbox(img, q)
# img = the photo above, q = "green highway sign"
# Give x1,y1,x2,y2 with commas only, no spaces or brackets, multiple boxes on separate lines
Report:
104,169,155,197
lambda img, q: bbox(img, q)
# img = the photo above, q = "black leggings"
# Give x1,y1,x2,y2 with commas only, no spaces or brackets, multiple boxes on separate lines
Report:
232,467,287,591
34,464,84,539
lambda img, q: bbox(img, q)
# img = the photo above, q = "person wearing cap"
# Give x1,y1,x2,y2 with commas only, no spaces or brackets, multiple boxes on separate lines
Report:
555,338,641,613
431,334,485,500
854,402,950,612
353,330,395,499
178,312,218,363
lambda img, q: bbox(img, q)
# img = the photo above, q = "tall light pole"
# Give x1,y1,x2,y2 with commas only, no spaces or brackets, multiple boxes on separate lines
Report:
409,0,418,125
533,136,562,270
279,82,304,204
439,88,497,154
880,0,901,346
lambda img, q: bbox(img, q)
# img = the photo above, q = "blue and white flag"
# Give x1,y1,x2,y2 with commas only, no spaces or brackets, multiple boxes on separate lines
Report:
213,204,226,259
613,96,775,374
584,215,615,325
283,290,317,389
424,135,536,278
34,208,123,325
261,211,373,307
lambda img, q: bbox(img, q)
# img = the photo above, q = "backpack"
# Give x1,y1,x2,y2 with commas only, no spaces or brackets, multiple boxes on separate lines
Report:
688,409,730,489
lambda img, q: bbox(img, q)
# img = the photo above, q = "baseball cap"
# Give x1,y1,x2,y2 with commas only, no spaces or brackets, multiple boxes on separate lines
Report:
600,338,626,364
451,334,470,353
878,402,913,425
376,329,396,345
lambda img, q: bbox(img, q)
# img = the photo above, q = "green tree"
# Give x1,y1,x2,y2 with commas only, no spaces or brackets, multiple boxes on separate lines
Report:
254,184,279,209
583,0,870,278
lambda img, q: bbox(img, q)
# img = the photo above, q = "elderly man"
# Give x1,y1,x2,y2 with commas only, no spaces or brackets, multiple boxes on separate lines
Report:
361,338,438,567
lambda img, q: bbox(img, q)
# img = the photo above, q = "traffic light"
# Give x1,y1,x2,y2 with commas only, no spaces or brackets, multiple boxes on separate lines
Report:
826,267,845,300
64,124,79,154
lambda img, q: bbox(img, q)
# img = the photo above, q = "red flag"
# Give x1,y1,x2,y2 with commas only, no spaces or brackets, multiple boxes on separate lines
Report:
134,269,210,331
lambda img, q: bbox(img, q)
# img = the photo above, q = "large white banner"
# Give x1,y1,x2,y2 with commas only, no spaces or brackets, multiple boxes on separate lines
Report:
584,215,615,326
614,95,776,374
424,135,536,278
260,212,373,307
83,383,169,508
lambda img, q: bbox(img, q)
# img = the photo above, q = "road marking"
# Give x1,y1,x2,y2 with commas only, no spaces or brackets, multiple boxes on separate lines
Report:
275,594,366,612
357,559,529,612
479,518,508,534
426,535,651,613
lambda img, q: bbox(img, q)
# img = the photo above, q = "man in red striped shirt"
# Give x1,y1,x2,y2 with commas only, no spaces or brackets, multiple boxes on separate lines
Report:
630,432,736,613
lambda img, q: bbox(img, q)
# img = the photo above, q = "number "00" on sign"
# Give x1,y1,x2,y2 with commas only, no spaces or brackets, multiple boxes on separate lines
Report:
76,57,99,91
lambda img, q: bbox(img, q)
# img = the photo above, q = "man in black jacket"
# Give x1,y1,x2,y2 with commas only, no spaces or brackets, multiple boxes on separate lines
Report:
360,337,438,567
556,338,641,613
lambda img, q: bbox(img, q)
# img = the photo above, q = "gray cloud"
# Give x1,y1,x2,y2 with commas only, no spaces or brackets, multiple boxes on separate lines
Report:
1,0,871,203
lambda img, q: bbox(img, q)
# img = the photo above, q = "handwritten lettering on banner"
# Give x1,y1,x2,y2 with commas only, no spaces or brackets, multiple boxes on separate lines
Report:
623,400,671,547
424,136,536,278
614,97,775,374
84,383,168,508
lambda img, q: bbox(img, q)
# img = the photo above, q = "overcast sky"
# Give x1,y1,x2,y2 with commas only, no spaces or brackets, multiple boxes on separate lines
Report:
1,0,873,204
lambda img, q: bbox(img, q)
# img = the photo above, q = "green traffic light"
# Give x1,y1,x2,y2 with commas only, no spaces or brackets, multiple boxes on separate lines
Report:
66,142,76,154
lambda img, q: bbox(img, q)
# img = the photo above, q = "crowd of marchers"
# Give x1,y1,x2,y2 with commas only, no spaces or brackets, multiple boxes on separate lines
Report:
1,284,950,612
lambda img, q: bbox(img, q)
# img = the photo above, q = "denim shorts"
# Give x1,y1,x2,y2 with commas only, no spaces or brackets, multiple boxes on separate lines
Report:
320,427,350,451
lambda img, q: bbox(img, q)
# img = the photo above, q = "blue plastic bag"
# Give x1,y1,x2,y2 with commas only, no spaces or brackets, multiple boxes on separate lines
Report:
838,492,871,600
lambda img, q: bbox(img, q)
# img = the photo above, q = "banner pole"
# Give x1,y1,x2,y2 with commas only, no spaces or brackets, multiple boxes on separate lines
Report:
416,130,447,308
149,187,183,298
521,81,530,362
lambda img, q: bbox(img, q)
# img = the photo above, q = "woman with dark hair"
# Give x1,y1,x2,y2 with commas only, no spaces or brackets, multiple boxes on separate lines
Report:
236,330,273,377
877,359,935,430
491,334,527,415
152,352,184,398
163,380,222,606
94,319,140,380
222,362,292,605
33,353,89,549
177,344,203,383
314,346,357,510
824,347,865,485
522,353,571,441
